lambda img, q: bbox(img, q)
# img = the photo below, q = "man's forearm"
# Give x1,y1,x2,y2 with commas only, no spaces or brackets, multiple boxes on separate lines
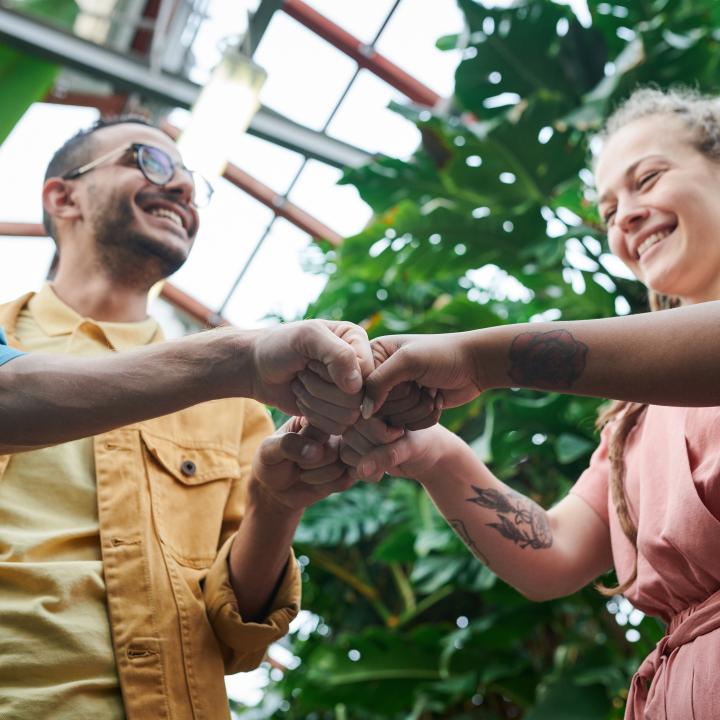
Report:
0,328,255,453
227,486,302,622
475,302,720,406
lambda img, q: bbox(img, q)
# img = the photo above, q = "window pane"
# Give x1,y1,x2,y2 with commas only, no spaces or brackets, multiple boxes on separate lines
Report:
223,218,327,327
0,103,98,223
254,13,357,130
227,134,306,195
169,176,275,310
288,160,372,238
326,70,420,157
301,0,399,44
0,104,96,305
374,0,464,98
0,239,54,303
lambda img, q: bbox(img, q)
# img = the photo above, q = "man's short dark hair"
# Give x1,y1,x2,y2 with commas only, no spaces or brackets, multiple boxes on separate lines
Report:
43,114,158,239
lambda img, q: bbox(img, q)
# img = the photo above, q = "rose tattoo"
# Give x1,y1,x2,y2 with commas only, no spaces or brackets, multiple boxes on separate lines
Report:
508,329,588,390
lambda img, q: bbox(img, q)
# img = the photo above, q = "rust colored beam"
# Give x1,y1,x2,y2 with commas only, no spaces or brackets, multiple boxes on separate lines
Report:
0,223,226,329
161,121,343,246
131,0,162,55
0,222,45,236
282,0,442,108
158,282,228,328
222,164,343,246
45,90,130,117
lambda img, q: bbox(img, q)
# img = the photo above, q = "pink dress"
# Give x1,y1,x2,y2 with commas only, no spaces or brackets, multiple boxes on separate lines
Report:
572,405,720,720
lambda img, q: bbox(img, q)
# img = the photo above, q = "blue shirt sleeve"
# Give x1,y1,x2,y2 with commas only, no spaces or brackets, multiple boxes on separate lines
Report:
0,326,24,367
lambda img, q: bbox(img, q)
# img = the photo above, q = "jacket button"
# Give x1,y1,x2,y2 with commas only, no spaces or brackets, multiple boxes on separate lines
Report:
180,460,197,477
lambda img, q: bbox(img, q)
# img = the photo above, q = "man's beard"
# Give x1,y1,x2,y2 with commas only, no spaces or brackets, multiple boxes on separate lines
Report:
90,190,190,285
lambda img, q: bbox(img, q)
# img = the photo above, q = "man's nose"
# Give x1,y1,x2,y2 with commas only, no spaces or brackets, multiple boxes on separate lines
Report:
164,167,195,205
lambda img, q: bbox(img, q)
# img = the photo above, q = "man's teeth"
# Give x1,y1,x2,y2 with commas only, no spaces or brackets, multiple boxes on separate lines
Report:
149,207,183,228
637,229,672,258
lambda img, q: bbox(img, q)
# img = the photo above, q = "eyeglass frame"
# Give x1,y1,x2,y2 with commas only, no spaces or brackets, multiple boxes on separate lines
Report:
61,142,214,208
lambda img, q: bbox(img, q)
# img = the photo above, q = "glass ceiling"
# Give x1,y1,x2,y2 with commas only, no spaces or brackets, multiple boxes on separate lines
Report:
0,0,464,336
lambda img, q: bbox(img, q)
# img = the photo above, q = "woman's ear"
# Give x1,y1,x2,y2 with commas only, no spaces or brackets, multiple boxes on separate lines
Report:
42,177,82,224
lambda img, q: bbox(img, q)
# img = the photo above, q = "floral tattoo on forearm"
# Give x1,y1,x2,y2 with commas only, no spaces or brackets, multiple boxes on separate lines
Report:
508,329,588,390
467,486,553,550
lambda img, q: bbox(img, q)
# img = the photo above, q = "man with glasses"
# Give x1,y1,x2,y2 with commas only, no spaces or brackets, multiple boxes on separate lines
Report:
0,116,371,719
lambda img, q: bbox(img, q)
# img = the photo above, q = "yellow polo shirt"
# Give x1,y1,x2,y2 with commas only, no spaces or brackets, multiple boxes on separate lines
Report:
0,284,161,718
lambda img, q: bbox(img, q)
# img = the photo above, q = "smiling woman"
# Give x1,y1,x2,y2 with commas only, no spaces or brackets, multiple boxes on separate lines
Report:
310,86,720,720
596,89,720,306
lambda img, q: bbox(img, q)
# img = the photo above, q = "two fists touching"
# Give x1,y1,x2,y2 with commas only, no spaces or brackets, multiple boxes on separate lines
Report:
252,325,484,509
248,321,486,424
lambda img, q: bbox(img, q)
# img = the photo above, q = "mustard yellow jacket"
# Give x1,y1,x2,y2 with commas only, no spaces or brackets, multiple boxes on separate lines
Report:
0,293,301,720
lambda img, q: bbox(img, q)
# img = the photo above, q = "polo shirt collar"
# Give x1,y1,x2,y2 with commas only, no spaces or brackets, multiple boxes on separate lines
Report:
30,283,163,350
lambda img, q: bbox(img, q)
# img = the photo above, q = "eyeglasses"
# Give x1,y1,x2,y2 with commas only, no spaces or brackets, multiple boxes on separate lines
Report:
62,143,214,208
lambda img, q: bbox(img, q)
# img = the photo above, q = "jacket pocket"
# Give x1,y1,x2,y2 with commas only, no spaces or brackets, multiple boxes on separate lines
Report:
140,430,239,568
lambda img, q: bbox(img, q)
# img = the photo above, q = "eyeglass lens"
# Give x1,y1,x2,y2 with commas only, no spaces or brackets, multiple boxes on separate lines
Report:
138,145,174,184
137,145,211,207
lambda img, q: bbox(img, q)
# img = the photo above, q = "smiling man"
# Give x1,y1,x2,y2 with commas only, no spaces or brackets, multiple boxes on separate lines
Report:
0,116,370,719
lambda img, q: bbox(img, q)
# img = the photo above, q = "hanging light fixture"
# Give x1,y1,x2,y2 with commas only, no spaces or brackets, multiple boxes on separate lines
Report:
177,36,266,180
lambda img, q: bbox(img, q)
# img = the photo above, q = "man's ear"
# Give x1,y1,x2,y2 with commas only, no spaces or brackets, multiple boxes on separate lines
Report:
42,178,82,224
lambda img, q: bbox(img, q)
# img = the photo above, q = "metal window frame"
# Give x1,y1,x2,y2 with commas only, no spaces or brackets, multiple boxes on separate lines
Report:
0,5,371,169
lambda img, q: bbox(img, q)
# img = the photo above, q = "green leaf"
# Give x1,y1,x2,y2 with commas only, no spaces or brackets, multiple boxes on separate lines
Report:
555,432,595,464
372,525,417,563
411,555,466,593
0,0,79,145
525,676,610,720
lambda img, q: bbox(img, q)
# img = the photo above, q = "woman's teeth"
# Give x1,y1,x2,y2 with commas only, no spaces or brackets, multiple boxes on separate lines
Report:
637,228,672,258
149,207,183,228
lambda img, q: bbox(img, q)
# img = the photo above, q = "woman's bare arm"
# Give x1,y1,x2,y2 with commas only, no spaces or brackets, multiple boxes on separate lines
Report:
364,301,720,417
341,422,612,601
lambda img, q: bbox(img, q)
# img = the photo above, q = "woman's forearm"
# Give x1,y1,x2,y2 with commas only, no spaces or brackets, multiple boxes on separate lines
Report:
415,430,611,601
475,302,720,405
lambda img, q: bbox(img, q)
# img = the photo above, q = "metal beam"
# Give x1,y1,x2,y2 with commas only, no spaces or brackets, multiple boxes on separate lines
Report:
247,0,284,55
158,281,228,328
45,89,130,116
248,105,370,168
161,122,343,246
0,222,46,237
282,0,442,108
0,5,372,169
0,222,227,328
223,163,343,246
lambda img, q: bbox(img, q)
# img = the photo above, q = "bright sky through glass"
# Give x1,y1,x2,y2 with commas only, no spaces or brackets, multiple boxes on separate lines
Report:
0,0,464,336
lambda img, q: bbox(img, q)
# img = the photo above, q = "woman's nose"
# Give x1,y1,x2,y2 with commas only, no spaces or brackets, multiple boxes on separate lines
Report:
616,199,650,233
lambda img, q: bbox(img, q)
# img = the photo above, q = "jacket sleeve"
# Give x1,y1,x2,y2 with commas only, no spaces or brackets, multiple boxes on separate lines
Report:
202,399,302,673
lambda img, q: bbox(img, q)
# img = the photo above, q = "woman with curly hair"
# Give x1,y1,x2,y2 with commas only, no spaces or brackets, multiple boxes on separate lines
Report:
294,87,720,718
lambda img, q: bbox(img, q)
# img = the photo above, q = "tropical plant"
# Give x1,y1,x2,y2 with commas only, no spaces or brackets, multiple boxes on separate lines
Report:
0,0,79,144
233,1,720,718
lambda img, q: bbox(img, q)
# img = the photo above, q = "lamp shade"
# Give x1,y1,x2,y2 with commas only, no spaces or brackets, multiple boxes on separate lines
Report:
177,47,267,180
